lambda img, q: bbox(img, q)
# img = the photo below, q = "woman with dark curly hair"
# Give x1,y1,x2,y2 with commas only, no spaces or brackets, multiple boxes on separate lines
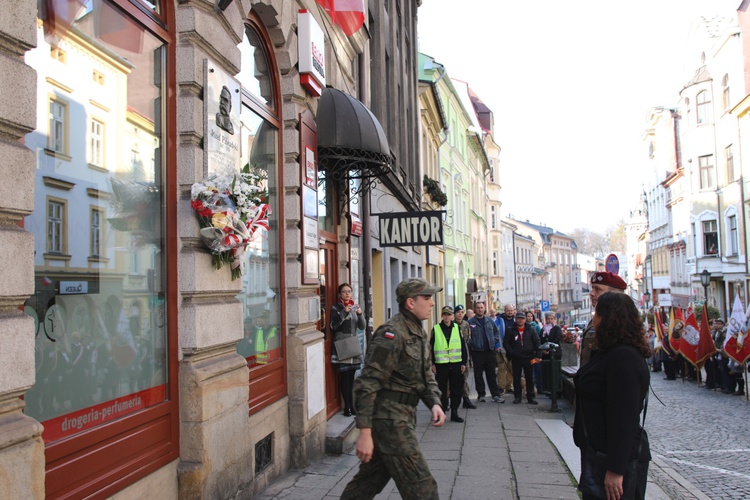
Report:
573,292,651,500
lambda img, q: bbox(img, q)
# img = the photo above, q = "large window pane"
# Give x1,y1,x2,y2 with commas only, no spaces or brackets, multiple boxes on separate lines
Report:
235,105,281,368
24,0,168,444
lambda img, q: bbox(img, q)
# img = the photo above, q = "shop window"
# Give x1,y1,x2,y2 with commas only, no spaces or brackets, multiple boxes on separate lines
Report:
235,18,286,413
25,0,177,497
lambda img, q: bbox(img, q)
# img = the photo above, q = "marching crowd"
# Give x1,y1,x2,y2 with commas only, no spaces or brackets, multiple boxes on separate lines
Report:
648,316,747,397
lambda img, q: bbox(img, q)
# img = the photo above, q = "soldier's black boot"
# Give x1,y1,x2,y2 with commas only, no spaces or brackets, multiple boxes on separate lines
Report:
462,397,477,409
450,409,464,423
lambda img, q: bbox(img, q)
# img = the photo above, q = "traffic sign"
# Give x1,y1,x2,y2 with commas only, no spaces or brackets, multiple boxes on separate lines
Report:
605,253,619,274
540,300,550,311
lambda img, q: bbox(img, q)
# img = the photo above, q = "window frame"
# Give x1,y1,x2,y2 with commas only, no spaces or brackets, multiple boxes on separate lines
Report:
49,96,68,155
37,1,180,498
46,197,66,255
725,145,734,182
89,118,105,167
238,13,287,415
696,90,712,124
698,155,714,190
703,219,718,255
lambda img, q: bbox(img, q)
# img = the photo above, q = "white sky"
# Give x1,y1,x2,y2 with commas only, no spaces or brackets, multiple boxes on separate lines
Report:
417,0,740,234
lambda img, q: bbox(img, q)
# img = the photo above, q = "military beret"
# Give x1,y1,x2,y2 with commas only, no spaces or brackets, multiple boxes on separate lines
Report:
590,271,627,290
454,304,465,312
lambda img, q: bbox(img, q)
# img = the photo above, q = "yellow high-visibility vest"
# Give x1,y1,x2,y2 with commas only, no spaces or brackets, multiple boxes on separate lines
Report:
432,324,461,364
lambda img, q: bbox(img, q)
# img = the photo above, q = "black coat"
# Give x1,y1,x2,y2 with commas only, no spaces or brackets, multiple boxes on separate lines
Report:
540,325,563,359
573,344,651,475
503,326,541,360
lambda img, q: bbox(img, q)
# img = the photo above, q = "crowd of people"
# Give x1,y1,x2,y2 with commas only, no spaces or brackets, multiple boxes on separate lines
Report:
647,316,746,396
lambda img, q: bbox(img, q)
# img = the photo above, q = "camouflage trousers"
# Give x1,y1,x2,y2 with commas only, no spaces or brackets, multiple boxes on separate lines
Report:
341,418,439,500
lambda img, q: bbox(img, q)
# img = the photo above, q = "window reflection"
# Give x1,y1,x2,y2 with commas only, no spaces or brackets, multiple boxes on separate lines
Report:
237,27,275,108
235,105,281,367
24,0,167,443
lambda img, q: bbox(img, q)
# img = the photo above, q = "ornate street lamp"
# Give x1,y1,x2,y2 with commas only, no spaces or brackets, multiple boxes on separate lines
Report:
643,290,651,312
700,269,711,305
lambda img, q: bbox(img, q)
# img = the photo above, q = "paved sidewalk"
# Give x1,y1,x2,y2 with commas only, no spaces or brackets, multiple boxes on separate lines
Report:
255,380,696,499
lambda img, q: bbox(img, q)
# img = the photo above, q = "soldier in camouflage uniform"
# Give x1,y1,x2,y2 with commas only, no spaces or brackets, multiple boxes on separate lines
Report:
579,271,627,367
453,305,477,409
340,278,446,500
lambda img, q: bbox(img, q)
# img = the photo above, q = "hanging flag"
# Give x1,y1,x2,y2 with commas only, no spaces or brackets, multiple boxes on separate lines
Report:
679,305,717,368
42,0,87,38
668,307,683,356
653,310,663,352
93,0,144,54
724,294,750,364
315,0,366,36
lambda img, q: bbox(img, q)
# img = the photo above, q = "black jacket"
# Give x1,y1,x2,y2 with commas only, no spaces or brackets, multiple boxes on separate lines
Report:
540,325,564,359
503,325,541,360
573,344,651,475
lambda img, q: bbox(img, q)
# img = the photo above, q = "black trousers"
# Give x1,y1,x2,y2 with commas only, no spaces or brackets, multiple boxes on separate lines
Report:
340,370,356,411
470,350,501,398
512,357,534,400
435,363,463,410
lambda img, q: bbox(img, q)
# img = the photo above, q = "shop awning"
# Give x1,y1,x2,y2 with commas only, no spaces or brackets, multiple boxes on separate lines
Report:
316,87,394,195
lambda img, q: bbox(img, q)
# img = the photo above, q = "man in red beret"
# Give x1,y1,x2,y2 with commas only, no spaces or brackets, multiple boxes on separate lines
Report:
580,271,627,367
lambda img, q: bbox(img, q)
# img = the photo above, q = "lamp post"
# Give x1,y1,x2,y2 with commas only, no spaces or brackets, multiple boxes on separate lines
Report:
700,269,711,306
643,290,651,313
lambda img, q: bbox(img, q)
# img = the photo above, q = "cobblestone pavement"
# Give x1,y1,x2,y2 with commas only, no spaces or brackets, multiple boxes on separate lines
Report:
647,372,750,500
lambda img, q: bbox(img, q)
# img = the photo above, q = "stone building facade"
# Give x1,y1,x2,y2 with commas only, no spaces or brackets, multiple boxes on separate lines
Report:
0,0,425,498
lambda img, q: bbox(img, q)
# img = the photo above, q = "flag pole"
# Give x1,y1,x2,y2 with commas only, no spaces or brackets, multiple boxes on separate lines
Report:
745,363,748,401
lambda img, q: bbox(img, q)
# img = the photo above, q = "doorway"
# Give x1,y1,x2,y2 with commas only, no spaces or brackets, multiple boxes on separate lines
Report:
319,240,341,417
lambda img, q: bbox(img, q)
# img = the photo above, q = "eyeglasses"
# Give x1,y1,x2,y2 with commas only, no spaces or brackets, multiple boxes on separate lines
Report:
340,289,352,294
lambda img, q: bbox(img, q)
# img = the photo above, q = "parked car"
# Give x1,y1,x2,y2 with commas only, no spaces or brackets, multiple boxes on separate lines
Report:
572,321,587,330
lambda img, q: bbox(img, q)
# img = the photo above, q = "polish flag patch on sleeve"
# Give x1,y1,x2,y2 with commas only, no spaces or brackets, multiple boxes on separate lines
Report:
384,332,395,340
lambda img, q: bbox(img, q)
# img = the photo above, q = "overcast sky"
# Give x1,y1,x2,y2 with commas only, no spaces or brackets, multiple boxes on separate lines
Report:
417,0,740,234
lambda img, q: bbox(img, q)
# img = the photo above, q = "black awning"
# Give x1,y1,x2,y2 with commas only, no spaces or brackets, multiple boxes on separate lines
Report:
316,87,393,194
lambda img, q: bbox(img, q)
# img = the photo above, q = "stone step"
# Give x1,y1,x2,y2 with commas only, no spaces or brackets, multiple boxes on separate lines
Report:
325,413,358,455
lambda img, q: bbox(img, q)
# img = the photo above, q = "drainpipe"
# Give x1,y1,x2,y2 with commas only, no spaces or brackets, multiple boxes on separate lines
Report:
359,52,374,342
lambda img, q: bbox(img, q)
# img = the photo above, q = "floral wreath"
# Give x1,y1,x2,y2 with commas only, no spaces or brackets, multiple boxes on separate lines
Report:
190,164,270,280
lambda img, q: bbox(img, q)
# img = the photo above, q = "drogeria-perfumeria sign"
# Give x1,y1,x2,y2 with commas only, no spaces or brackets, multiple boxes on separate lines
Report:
378,211,445,247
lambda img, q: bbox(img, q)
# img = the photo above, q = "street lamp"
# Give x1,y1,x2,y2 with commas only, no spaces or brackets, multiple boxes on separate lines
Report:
700,269,711,305
643,290,651,312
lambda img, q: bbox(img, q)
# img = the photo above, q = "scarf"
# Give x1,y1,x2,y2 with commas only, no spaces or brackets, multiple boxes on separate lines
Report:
339,298,354,307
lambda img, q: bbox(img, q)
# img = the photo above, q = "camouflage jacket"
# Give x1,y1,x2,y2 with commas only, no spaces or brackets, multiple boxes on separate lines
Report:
455,318,471,343
353,309,442,429
579,319,597,367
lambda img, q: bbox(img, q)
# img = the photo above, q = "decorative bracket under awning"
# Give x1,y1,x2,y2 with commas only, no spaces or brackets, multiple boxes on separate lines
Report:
318,146,394,199
316,87,394,207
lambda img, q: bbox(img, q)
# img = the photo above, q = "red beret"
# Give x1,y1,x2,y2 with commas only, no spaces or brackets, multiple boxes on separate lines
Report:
590,271,627,290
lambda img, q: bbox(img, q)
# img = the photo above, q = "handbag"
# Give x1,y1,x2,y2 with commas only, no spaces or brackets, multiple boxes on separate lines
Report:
334,334,362,360
580,445,640,499
578,378,648,499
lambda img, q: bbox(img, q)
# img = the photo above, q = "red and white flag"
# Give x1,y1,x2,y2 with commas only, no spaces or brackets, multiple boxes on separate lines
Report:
724,294,750,364
680,305,717,368
316,0,366,36
668,307,683,355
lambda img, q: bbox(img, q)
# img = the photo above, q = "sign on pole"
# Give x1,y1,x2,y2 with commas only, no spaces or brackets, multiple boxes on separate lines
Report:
605,253,619,274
